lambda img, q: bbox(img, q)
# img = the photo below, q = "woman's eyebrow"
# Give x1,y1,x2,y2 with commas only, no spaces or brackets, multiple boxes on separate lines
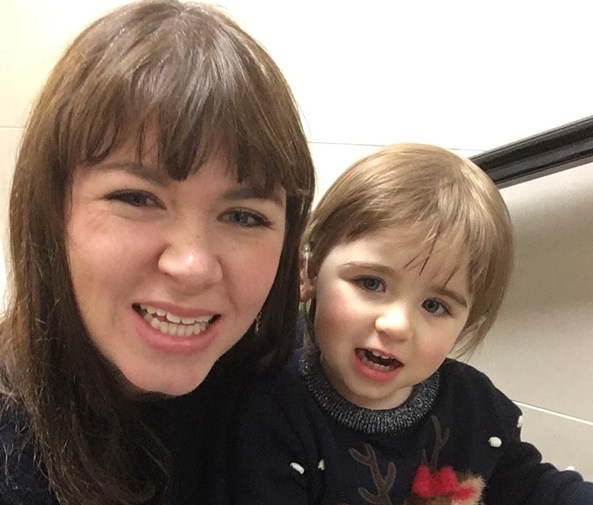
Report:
94,160,286,207
222,185,286,209
95,161,168,185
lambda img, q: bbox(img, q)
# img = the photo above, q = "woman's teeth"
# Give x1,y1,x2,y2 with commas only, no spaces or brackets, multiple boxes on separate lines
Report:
138,304,214,337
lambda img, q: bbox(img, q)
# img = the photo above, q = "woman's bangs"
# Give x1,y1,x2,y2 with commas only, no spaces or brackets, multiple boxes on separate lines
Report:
70,10,311,198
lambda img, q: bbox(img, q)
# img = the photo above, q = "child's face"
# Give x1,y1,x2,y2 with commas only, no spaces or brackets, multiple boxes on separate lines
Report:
302,227,472,410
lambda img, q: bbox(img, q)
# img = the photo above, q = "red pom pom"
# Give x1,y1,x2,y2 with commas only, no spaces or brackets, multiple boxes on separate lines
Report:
411,465,460,497
411,466,433,497
453,485,476,501
434,466,458,494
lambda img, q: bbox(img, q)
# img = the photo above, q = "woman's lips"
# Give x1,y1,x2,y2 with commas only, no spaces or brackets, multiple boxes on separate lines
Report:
133,303,219,338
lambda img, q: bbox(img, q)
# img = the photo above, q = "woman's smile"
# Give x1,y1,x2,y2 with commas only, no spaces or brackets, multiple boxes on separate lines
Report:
66,141,286,396
135,303,217,337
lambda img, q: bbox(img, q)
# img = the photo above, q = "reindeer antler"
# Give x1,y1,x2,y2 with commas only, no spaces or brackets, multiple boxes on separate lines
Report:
350,443,396,505
429,415,449,471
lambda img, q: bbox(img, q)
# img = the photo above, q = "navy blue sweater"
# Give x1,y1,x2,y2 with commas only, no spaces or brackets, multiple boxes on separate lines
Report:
0,374,228,505
222,352,593,505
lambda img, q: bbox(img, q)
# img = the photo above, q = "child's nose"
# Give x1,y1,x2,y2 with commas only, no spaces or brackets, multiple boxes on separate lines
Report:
375,304,412,340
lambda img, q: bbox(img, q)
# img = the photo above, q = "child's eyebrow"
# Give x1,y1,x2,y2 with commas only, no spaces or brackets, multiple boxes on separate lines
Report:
343,261,394,276
343,261,469,307
434,287,468,308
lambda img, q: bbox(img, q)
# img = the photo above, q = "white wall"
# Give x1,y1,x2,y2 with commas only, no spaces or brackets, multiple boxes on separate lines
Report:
471,163,593,477
1,0,592,480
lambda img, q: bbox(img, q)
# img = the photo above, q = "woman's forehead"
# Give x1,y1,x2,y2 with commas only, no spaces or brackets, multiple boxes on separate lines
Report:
94,132,229,175
84,134,286,198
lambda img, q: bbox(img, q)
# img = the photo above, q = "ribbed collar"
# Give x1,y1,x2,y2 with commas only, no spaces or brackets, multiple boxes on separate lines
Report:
298,347,440,434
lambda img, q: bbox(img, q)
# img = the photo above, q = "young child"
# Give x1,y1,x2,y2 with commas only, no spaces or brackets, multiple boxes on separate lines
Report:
223,143,593,505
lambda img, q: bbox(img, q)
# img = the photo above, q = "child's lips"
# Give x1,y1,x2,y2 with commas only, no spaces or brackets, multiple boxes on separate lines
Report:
355,348,403,370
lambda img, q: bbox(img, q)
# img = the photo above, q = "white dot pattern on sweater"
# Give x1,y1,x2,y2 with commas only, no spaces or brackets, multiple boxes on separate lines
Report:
290,462,305,475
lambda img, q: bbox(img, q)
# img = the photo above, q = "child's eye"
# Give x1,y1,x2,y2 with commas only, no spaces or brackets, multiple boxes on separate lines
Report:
222,209,271,228
422,298,448,316
354,276,385,293
106,190,161,208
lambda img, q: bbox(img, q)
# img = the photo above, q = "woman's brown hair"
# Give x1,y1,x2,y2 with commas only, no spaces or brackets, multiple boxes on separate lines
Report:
0,1,314,503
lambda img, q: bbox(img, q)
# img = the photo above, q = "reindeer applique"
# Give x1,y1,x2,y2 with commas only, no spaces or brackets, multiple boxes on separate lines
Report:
347,443,397,505
404,416,485,505
341,416,484,505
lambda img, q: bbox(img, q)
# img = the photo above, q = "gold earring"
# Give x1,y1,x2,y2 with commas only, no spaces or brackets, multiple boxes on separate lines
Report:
303,243,311,276
254,312,262,334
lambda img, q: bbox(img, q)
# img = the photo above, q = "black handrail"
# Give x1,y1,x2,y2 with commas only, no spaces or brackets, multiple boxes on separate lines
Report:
471,115,593,187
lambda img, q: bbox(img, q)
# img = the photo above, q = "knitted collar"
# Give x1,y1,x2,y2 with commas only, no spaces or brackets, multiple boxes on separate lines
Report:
298,347,440,434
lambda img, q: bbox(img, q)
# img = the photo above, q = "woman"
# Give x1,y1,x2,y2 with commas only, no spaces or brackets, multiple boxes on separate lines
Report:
0,1,314,504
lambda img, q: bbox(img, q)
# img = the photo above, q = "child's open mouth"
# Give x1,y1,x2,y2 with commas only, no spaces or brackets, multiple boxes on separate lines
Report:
355,348,402,371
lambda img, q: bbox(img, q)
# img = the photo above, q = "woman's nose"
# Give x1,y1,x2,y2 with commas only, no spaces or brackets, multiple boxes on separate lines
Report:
158,224,223,290
375,305,412,340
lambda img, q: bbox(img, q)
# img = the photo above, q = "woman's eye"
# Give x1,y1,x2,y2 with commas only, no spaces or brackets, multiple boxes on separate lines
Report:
355,276,385,293
107,190,160,208
223,209,270,228
422,298,448,316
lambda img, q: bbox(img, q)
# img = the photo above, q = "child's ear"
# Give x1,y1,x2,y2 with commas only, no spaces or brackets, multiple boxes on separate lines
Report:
300,275,316,302
299,253,316,302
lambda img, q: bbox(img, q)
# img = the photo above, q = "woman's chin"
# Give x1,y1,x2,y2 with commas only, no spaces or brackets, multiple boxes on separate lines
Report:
117,367,210,399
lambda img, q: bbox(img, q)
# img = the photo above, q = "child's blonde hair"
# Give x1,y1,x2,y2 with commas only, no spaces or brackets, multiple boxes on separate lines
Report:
301,143,513,356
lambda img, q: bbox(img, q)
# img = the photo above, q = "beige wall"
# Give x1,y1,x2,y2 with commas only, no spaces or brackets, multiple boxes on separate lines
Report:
1,0,592,479
470,163,593,477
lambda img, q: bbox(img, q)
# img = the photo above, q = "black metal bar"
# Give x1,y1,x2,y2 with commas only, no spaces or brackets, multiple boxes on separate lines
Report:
470,115,593,187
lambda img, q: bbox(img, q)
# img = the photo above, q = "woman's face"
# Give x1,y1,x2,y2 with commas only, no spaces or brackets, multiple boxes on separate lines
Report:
66,140,286,396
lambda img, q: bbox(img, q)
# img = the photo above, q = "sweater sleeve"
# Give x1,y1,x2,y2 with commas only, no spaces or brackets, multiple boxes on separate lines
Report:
0,407,57,505
478,381,593,505
525,466,593,504
223,370,324,505
441,361,593,505
487,434,593,504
